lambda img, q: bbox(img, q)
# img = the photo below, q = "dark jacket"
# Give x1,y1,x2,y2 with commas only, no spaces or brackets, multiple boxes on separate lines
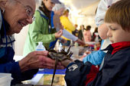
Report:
65,42,130,86
0,11,38,85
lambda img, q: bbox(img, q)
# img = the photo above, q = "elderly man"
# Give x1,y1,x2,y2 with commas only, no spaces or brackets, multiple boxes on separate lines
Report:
0,0,63,85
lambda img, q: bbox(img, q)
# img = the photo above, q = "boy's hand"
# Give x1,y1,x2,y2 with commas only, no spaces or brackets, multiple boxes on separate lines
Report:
61,59,73,67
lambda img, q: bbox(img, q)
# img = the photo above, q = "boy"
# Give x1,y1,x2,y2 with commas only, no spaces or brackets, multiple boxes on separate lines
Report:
83,0,119,66
61,0,130,86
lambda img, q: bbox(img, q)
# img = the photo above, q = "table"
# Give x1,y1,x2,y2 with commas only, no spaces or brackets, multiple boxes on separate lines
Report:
22,69,66,86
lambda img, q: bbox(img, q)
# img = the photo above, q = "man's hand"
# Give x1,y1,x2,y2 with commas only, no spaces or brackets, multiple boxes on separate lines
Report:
60,38,67,43
19,51,64,72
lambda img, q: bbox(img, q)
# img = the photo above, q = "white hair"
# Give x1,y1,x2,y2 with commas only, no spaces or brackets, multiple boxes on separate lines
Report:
52,3,65,11
35,0,41,4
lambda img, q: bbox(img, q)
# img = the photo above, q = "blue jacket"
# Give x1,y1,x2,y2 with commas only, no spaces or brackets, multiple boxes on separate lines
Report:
0,10,38,85
65,42,130,86
83,50,105,65
83,40,106,65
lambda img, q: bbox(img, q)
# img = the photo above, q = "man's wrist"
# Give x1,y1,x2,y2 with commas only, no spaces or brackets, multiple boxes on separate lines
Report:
19,59,30,72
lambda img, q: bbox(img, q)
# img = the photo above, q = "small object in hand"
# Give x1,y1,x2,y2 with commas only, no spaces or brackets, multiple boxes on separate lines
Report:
47,46,73,86
48,46,72,62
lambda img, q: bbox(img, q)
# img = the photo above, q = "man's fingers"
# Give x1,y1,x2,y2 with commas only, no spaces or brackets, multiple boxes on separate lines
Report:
35,51,49,56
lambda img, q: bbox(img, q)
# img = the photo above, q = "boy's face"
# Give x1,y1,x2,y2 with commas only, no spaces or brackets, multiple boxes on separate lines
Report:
106,23,130,43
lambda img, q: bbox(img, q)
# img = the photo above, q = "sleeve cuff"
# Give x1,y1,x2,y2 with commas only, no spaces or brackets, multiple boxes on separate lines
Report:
11,62,23,83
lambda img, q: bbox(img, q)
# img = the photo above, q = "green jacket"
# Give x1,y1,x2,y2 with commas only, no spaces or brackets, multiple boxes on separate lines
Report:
23,10,56,56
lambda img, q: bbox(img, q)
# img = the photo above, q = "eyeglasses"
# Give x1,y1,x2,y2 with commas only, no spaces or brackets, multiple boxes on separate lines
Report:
25,7,35,21
16,0,35,21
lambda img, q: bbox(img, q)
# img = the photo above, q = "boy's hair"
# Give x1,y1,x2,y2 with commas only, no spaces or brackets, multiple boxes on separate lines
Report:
105,0,130,32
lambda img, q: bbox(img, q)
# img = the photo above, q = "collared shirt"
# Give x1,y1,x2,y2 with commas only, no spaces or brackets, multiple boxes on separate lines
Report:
0,35,15,48
0,10,15,48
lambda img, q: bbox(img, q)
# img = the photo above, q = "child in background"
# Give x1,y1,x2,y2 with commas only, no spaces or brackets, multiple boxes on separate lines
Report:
83,25,92,42
61,0,130,86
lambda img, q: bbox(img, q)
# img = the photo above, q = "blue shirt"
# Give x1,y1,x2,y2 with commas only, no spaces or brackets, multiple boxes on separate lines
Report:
83,40,106,65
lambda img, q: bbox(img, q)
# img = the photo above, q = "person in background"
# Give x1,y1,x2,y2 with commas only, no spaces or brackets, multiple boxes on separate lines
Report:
49,3,65,49
52,4,85,46
0,0,64,85
60,9,75,46
23,0,63,56
78,25,84,41
91,27,98,41
62,0,130,85
91,27,102,50
72,24,79,37
83,25,92,42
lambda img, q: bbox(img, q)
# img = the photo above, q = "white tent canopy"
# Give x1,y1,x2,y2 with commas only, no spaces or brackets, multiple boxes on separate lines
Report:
60,0,99,16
